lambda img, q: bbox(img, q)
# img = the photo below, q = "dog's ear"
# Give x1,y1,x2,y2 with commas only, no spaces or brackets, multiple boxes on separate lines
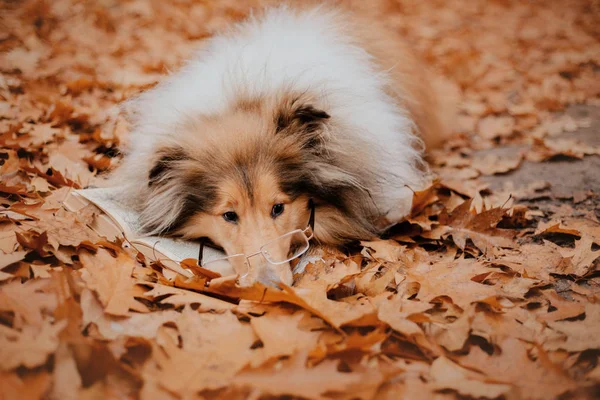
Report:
148,145,189,186
276,102,330,148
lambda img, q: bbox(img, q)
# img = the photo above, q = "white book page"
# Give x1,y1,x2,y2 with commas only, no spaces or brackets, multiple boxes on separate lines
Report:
75,187,141,237
133,236,232,276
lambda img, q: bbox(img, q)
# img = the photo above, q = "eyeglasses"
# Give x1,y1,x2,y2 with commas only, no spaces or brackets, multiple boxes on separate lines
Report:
198,200,315,276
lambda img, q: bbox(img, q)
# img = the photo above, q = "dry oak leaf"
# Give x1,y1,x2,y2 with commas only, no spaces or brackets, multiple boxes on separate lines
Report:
374,292,433,338
471,152,523,176
431,199,515,254
458,337,577,400
317,325,389,358
0,371,51,400
0,250,29,269
50,342,82,400
538,291,585,322
0,278,57,328
249,311,321,367
361,239,407,263
0,319,67,371
489,243,566,281
477,115,515,140
235,350,363,400
79,249,149,316
142,282,234,311
430,356,511,399
545,303,600,352
20,207,100,250
47,142,96,188
556,235,600,276
80,289,178,341
535,218,600,244
208,277,376,328
0,224,19,253
294,257,361,289
410,182,440,216
150,308,257,394
403,256,517,309
526,137,600,162
433,307,473,352
468,307,544,346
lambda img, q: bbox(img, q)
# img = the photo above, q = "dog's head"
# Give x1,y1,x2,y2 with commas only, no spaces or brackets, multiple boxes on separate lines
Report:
140,95,369,285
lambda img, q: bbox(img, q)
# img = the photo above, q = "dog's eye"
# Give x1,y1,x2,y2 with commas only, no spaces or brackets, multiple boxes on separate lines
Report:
222,211,238,223
271,203,285,218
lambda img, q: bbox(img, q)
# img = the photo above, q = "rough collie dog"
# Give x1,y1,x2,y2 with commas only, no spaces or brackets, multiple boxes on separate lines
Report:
115,3,446,285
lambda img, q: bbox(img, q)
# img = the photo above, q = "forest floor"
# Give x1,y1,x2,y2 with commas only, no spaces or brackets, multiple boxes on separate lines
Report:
0,0,599,399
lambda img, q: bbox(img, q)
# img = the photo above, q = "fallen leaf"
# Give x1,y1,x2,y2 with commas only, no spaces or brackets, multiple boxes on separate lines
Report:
79,249,149,316
235,351,362,400
0,320,67,370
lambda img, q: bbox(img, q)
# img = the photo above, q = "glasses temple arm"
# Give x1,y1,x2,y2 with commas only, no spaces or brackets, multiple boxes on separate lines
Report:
198,239,205,266
308,199,315,230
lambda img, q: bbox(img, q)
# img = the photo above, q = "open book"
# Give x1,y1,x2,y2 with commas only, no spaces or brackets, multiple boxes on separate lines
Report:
63,187,231,278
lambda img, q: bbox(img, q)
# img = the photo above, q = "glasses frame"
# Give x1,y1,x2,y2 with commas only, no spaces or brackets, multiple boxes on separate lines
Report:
197,199,316,272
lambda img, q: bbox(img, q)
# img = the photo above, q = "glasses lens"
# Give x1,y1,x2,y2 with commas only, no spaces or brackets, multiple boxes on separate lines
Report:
203,254,249,277
261,230,310,264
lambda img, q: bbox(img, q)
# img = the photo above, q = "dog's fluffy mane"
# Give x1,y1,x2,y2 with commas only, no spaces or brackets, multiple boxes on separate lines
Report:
115,3,436,245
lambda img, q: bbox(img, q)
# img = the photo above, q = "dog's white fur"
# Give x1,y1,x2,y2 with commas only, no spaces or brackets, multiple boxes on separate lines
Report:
118,4,432,237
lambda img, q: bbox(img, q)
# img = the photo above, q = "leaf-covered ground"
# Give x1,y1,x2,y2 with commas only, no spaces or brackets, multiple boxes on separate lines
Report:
1,0,599,399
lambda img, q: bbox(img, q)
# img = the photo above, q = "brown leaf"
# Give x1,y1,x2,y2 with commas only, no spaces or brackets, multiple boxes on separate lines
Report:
458,337,577,399
149,308,256,394
545,303,600,352
249,311,320,367
0,279,57,328
80,289,177,341
430,356,511,398
79,249,148,316
434,199,515,253
235,351,363,400
471,152,523,176
0,319,67,370
143,282,233,311
0,250,29,269
557,235,600,276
